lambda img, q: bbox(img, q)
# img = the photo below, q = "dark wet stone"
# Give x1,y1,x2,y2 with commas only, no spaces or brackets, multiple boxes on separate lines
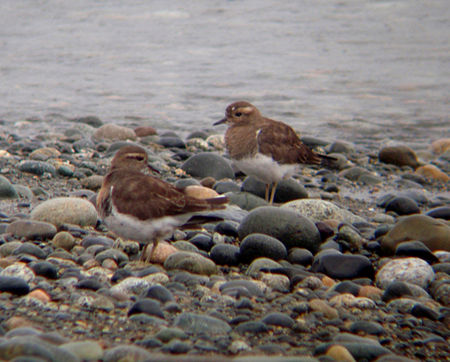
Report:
319,239,341,252
238,206,321,253
316,341,391,361
145,285,174,304
103,344,152,362
0,175,18,199
94,249,129,264
173,178,200,189
128,298,164,319
157,136,186,149
324,183,339,193
155,327,188,343
235,321,269,335
13,242,47,259
187,130,208,140
219,280,264,298
239,233,288,263
410,303,441,320
72,139,96,153
328,140,355,154
332,281,361,296
189,233,213,251
225,191,268,211
70,115,103,127
359,173,383,185
395,240,439,264
214,221,239,237
398,189,429,205
161,339,192,354
241,176,308,203
300,136,330,148
75,277,104,291
181,152,234,180
432,262,450,274
426,206,450,220
311,253,374,279
6,220,57,240
0,336,79,362
374,224,392,239
137,337,163,349
174,312,231,335
385,196,420,215
18,161,57,176
349,321,386,335
378,145,421,168
213,180,240,194
30,261,58,279
261,312,295,328
171,271,209,287
81,236,115,248
382,281,414,302
376,193,397,208
315,221,335,241
210,244,240,266
138,266,164,277
257,344,287,355
235,297,254,310
288,248,314,266
339,166,371,182
0,276,30,295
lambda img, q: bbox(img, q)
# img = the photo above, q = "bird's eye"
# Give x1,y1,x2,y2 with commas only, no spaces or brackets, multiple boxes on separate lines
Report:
235,112,242,117
129,155,145,161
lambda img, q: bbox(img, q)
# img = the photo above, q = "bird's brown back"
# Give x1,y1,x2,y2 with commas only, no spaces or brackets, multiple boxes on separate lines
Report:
97,169,227,221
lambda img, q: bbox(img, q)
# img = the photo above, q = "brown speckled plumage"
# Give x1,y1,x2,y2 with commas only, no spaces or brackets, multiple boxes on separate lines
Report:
214,101,333,203
96,145,227,261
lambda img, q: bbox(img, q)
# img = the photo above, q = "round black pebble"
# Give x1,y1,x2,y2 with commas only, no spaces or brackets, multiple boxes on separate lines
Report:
210,244,240,266
240,233,288,263
128,298,164,318
0,276,30,296
385,196,420,215
30,261,58,279
145,285,174,304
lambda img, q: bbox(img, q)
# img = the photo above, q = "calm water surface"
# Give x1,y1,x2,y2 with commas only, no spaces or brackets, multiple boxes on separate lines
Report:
1,0,449,147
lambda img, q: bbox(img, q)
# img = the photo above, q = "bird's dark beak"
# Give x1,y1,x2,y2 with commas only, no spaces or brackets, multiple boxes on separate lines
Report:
213,117,227,126
147,163,160,174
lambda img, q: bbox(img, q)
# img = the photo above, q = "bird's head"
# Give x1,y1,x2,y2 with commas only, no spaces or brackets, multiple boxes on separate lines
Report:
110,145,159,173
213,101,261,127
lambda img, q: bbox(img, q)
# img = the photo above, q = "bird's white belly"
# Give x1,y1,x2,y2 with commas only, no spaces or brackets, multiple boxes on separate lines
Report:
234,154,298,184
104,211,188,243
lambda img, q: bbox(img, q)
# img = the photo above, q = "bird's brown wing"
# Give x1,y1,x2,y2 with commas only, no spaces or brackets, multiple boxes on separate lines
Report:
257,120,321,165
108,170,224,221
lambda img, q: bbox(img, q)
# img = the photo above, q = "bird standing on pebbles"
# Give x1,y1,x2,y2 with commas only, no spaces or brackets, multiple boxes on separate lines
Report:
214,101,335,203
96,145,227,262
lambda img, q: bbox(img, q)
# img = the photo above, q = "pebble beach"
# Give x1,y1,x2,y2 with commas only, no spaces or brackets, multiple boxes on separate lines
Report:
0,116,449,361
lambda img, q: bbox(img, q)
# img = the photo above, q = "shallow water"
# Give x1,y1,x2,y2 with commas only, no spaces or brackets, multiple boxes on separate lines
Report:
1,0,448,147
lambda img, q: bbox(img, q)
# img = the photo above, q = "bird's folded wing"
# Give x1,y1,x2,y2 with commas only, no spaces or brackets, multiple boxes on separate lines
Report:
257,121,321,164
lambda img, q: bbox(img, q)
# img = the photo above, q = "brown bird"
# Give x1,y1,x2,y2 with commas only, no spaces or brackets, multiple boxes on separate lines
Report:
96,145,227,262
214,101,334,203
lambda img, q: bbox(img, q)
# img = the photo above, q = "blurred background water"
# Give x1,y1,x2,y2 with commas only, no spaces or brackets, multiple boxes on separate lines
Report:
1,0,448,147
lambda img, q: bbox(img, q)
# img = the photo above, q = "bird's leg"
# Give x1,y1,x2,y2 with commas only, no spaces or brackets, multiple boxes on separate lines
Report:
265,184,270,202
147,239,159,263
140,244,148,262
269,182,278,204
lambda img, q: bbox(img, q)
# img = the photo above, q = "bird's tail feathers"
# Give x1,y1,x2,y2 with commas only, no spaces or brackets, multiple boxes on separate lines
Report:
319,153,338,167
205,195,228,209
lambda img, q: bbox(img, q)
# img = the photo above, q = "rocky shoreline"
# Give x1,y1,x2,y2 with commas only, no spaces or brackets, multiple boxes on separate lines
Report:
0,116,449,361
